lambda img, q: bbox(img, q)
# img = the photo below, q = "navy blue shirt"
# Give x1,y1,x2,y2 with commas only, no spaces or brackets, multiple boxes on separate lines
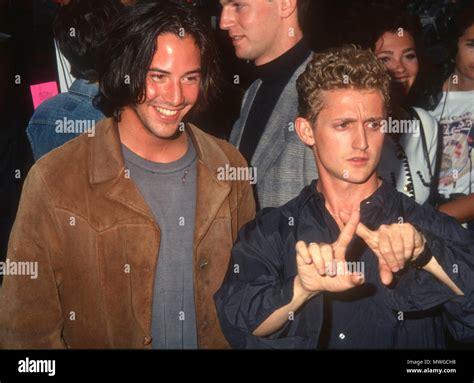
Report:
215,180,474,349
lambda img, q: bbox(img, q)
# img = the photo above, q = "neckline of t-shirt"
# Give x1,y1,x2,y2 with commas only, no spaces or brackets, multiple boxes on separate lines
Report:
121,140,197,174
442,89,474,99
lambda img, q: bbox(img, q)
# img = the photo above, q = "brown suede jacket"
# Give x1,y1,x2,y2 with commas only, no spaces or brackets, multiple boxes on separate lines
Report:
0,118,255,349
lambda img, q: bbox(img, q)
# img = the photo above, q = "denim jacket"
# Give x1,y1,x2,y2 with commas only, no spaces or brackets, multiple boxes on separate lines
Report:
26,79,105,160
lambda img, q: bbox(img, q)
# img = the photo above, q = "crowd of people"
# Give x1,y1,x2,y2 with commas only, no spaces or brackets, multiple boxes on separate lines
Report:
0,0,473,349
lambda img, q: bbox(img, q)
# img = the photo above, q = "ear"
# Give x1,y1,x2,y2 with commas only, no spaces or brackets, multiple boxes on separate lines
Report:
295,117,315,146
278,0,297,19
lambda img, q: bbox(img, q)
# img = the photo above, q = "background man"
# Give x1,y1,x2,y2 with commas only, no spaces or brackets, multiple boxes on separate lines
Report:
220,0,316,209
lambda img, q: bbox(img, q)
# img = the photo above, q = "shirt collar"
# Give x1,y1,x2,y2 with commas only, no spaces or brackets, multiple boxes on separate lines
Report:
309,179,395,228
68,79,99,99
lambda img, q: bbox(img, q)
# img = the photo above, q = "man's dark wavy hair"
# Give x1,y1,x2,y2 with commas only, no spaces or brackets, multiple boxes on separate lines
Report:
95,0,220,121
53,0,124,83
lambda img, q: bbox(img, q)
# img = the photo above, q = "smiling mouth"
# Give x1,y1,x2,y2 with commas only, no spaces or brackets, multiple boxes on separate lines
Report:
230,35,244,42
155,107,179,116
393,77,409,84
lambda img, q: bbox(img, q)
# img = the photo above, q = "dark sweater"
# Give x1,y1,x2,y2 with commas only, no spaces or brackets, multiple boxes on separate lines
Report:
239,40,311,163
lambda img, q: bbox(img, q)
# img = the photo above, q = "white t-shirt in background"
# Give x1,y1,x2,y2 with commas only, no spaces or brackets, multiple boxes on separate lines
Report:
429,91,474,198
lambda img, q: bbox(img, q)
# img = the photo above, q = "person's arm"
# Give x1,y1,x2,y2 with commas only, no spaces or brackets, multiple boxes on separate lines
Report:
0,166,65,349
438,194,474,223
422,254,463,295
252,276,316,337
379,202,474,343
251,211,363,338
214,210,298,348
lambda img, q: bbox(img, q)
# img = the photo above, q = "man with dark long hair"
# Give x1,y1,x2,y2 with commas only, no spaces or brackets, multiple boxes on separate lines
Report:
0,1,255,349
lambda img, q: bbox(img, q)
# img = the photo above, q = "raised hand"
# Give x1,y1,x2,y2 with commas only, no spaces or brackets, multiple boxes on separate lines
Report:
340,211,426,285
296,210,365,294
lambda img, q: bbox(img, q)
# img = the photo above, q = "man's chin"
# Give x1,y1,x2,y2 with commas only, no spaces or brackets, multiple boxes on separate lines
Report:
343,170,377,185
146,123,185,141
159,129,184,141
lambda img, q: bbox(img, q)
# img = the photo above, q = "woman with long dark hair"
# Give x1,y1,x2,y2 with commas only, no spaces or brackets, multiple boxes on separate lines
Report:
429,3,474,230
358,5,441,206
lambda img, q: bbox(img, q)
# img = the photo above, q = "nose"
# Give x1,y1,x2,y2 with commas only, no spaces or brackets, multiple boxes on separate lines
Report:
352,124,369,151
164,80,184,106
220,6,234,31
389,58,407,76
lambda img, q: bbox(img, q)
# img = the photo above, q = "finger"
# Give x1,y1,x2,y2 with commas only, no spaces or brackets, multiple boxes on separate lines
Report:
388,224,405,269
356,222,379,248
349,271,365,286
378,258,393,285
379,227,400,272
335,210,359,258
320,243,335,276
296,241,312,265
401,224,415,262
414,230,425,257
308,243,326,275
296,252,308,267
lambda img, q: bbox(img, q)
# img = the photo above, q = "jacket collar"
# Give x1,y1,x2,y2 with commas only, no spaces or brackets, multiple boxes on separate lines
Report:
303,179,395,228
89,118,231,184
89,118,232,245
68,79,99,99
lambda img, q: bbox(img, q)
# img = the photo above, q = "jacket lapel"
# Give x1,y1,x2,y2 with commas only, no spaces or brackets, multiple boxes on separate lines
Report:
89,118,156,221
229,80,262,147
251,55,312,178
189,125,231,247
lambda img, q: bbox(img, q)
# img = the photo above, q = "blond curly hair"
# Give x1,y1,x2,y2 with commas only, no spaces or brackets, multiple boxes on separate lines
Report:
296,45,391,124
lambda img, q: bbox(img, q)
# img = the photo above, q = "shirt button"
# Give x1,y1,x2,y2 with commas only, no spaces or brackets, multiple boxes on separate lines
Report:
338,333,346,340
143,335,153,345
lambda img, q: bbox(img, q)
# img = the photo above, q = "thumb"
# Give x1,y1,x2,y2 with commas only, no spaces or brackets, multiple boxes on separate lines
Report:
378,258,393,285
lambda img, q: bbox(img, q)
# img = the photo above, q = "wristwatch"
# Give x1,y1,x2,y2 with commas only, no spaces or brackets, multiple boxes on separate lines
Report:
411,246,433,269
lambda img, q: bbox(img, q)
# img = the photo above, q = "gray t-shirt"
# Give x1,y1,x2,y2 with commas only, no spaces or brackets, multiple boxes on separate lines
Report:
122,138,198,349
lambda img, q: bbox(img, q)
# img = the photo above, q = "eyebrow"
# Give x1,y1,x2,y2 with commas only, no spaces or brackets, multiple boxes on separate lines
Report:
376,47,416,55
148,68,202,76
333,117,384,124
